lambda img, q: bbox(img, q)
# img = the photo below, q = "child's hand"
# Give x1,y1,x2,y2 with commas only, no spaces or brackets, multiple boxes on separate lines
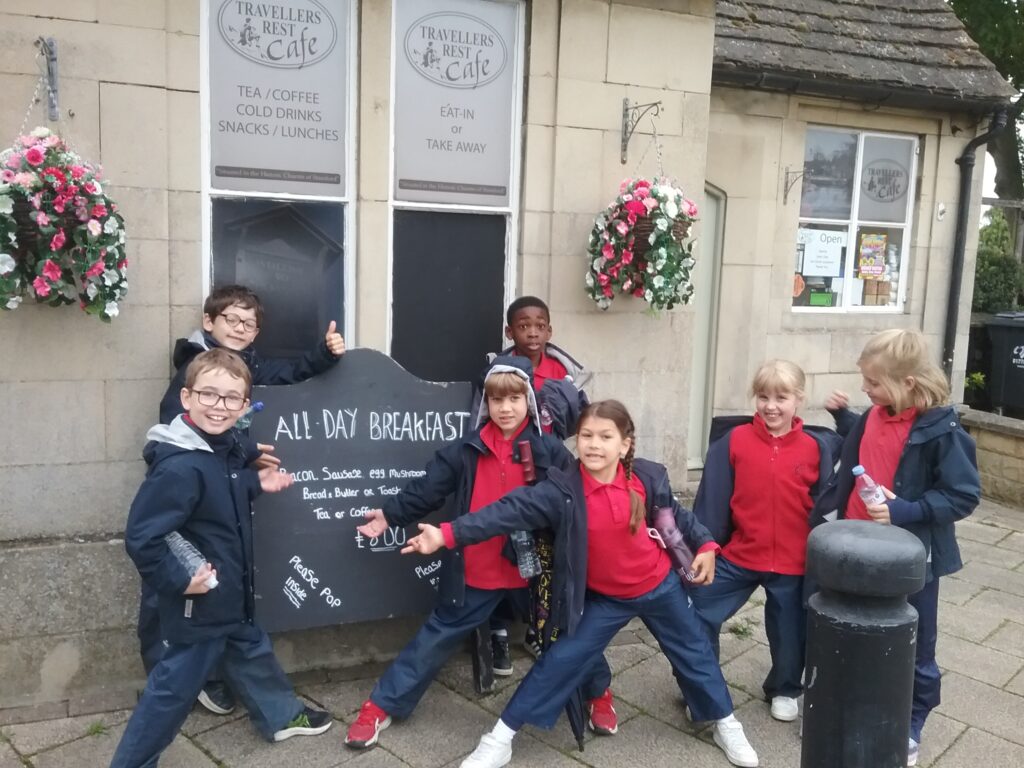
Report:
356,508,389,538
865,486,896,525
401,523,445,555
825,390,849,410
690,551,717,585
325,321,346,357
185,562,217,595
252,443,281,470
259,467,294,493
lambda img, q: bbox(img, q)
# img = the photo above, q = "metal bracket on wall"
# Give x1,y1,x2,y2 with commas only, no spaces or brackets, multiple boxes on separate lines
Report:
621,98,661,164
783,166,805,205
36,36,59,121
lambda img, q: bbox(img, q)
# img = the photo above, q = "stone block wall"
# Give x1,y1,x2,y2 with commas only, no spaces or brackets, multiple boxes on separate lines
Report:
961,409,1024,507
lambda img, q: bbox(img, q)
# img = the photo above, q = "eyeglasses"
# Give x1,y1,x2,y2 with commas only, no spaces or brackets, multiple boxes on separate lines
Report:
219,312,259,333
190,390,247,411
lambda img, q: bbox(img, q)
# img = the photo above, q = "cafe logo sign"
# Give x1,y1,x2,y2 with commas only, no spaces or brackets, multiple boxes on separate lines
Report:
217,0,337,69
1013,344,1024,370
404,12,508,89
861,159,908,204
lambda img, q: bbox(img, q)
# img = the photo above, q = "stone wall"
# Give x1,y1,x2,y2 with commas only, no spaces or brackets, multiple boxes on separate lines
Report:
0,0,716,715
961,409,1024,508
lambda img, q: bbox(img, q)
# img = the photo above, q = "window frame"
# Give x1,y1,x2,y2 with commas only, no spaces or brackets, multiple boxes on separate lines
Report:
199,0,359,341
793,126,919,314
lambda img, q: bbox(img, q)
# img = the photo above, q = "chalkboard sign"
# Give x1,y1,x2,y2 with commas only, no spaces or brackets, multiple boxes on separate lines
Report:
249,348,473,632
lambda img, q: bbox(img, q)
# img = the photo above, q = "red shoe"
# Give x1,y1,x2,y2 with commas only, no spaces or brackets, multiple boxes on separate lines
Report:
344,700,391,749
588,689,618,735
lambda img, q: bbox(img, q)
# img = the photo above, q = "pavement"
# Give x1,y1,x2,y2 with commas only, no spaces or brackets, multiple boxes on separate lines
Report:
3,497,1024,768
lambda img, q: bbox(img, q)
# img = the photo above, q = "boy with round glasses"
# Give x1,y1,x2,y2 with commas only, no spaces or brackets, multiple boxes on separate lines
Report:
147,284,346,715
157,284,345,423
111,349,333,767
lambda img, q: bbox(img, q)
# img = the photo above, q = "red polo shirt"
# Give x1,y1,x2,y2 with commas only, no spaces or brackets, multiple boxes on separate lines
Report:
461,420,530,590
583,465,669,598
846,405,916,521
723,414,820,575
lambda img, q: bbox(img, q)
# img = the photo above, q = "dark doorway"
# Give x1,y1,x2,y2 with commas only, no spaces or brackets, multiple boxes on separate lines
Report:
392,209,506,383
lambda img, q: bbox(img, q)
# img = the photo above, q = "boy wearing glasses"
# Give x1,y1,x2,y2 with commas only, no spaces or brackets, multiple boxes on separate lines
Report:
111,349,333,768
157,284,345,423
149,285,344,713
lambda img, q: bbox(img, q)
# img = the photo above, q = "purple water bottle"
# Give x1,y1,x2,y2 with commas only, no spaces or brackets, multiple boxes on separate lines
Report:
649,506,696,583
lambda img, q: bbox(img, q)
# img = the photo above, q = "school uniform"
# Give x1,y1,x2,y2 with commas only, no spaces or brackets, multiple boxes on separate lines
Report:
445,458,734,729
692,415,838,699
365,357,613,718
140,329,340,676
812,404,980,743
111,417,303,768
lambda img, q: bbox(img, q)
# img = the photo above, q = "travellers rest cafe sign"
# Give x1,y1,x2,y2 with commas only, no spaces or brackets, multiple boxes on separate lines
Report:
218,0,337,69
403,12,508,90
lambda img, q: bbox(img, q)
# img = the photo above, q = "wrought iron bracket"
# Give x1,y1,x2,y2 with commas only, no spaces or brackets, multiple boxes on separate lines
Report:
783,166,805,205
37,36,59,121
621,98,661,164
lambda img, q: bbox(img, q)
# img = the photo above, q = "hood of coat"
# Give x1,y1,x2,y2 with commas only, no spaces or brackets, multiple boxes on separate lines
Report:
473,354,542,432
142,414,214,467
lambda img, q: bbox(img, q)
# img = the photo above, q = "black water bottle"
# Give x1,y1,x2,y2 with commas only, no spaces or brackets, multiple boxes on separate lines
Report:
509,441,542,578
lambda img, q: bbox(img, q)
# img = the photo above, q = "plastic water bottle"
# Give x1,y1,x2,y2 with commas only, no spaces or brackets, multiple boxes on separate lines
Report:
649,506,696,583
235,400,264,431
165,532,218,589
852,465,886,506
510,530,543,578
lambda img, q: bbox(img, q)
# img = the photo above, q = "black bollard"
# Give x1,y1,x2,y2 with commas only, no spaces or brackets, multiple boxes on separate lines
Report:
801,520,927,768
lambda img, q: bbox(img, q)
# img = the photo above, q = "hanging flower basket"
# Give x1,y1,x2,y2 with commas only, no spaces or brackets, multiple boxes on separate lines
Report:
585,177,698,311
0,127,127,320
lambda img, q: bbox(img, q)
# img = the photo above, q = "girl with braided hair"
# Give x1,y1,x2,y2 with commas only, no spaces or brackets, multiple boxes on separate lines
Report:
403,400,760,768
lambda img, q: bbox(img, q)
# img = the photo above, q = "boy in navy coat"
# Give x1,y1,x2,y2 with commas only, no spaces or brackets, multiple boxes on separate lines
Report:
111,349,332,768
146,284,345,713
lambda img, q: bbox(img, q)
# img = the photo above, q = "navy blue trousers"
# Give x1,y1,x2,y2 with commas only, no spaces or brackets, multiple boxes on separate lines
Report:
690,556,806,699
371,586,611,719
138,583,225,685
908,576,940,743
502,574,733,730
110,624,302,768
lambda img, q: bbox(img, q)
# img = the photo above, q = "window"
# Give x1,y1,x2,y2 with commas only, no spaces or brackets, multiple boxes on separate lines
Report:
793,128,918,311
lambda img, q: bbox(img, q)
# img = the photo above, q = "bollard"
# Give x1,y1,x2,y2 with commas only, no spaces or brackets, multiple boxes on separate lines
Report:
801,520,927,768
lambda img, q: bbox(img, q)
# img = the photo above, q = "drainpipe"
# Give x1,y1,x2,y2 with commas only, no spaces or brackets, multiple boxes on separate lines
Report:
942,104,1012,379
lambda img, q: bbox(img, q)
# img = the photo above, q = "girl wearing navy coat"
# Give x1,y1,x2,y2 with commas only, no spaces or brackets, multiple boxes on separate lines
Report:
344,356,615,751
692,360,839,725
813,329,980,767
404,400,761,768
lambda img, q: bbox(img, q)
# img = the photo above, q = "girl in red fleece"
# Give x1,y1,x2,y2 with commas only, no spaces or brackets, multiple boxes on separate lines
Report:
692,360,837,724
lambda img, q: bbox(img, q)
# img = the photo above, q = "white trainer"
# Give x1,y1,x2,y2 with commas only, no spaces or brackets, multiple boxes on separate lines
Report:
770,695,799,722
908,738,920,767
713,715,759,767
460,733,512,768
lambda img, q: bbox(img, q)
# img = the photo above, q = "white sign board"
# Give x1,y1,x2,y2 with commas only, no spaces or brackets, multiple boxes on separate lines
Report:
797,228,846,277
393,0,518,206
209,0,350,196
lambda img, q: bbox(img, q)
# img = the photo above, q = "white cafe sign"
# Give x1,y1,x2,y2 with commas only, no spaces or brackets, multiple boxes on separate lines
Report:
209,0,350,196
394,0,519,206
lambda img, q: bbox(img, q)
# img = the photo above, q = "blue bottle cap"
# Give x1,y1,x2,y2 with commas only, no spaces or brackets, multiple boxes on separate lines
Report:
852,465,866,476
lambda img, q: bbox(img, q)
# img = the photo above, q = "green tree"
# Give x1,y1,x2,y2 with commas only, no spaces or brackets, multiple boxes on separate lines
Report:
973,208,1023,311
950,0,1024,201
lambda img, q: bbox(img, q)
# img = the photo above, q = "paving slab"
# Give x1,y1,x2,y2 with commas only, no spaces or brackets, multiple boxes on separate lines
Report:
190,710,348,768
936,577,985,607
963,587,1024,625
579,712,725,768
1006,666,1024,696
1,708,130,756
30,721,212,768
936,633,1024,687
0,742,23,768
984,619,1024,658
915,711,967,768
936,599,1005,643
934,672,1024,747
958,537,1024,569
179,703,246,737
953,560,1024,598
933,726,1024,768
954,519,1011,545
997,531,1024,554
